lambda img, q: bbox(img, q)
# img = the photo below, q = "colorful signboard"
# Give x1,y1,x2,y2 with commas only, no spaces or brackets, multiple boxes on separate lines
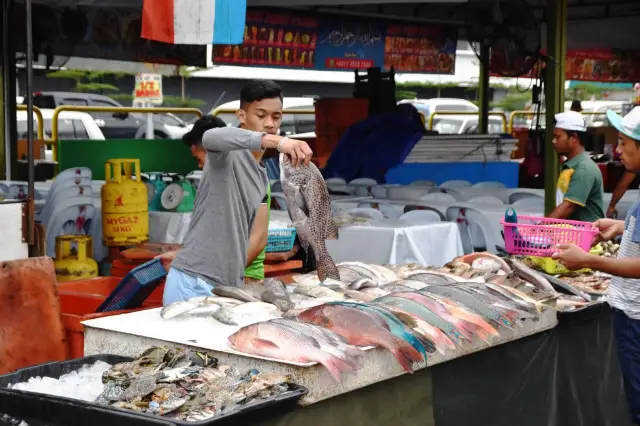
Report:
134,73,163,105
213,10,458,74
491,49,640,83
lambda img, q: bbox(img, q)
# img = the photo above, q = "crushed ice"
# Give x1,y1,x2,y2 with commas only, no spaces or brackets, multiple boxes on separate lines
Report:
8,361,112,402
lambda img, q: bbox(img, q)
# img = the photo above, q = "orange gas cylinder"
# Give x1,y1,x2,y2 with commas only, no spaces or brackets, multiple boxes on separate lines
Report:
101,159,149,246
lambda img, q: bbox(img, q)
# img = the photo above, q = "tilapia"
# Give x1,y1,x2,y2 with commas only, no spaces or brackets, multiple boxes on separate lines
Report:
294,284,344,300
297,304,423,373
213,285,261,303
161,301,200,319
280,154,340,282
228,320,354,381
421,286,515,329
505,258,557,293
261,278,295,312
213,302,280,326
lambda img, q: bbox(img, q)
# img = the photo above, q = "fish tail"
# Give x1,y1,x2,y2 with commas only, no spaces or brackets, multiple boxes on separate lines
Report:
498,315,515,329
314,242,341,282
412,332,437,354
320,353,355,381
392,335,424,364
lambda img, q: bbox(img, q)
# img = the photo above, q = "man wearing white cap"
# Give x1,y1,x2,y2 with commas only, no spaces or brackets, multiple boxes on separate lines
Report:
548,111,605,222
553,107,640,425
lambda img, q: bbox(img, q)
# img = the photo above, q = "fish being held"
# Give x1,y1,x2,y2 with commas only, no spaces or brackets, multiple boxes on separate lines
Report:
228,320,355,381
280,153,340,282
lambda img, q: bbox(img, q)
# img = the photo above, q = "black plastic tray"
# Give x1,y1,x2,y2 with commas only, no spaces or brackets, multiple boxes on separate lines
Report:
0,355,307,426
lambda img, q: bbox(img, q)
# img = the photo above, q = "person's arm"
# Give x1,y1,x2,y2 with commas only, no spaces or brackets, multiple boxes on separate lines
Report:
608,171,636,217
585,255,640,278
548,167,592,219
548,200,578,219
246,204,269,266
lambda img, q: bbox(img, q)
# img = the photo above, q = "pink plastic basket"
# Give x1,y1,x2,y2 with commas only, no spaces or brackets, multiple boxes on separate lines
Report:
501,216,599,257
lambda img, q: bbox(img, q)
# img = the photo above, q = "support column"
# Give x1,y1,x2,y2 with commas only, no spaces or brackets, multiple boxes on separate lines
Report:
544,0,568,214
478,43,490,134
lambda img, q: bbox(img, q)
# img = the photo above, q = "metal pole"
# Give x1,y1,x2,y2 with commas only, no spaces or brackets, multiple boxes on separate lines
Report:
544,0,568,214
25,0,34,244
146,102,154,140
478,43,491,134
2,0,11,179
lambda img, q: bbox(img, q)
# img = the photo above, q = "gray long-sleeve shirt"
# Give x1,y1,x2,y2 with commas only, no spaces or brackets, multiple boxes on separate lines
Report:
171,127,268,287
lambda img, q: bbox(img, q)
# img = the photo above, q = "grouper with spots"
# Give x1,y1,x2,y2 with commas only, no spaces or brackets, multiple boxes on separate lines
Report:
280,153,341,282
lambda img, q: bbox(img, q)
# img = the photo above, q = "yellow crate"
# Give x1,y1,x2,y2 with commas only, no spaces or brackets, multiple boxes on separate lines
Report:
528,244,603,275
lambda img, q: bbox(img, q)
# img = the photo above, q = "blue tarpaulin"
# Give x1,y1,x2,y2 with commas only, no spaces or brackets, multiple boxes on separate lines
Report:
322,107,425,183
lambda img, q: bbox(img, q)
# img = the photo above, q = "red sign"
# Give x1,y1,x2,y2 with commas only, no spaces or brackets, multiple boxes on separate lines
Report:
325,58,374,70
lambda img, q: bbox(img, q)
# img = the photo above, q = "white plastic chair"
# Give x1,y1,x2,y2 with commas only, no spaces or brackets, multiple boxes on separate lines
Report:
327,184,356,195
349,178,378,186
387,186,430,201
472,181,507,189
0,183,8,195
8,183,44,200
409,180,436,187
53,167,92,182
512,198,544,211
428,187,464,201
440,180,472,189
325,177,347,185
37,185,93,225
400,210,442,223
446,204,501,254
357,201,401,219
420,192,456,202
371,186,388,198
469,196,504,205
45,197,96,257
347,208,384,220
509,192,545,205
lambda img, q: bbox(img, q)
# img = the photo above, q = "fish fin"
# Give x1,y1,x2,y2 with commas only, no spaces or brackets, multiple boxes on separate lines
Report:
412,332,437,354
320,354,355,381
315,243,341,282
250,338,282,351
326,220,339,240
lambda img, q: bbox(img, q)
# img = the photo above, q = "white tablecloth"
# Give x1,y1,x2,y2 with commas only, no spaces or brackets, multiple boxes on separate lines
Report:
326,221,463,267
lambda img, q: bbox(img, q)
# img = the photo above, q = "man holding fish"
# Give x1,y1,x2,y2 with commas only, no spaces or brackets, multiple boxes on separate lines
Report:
553,107,640,425
159,80,313,305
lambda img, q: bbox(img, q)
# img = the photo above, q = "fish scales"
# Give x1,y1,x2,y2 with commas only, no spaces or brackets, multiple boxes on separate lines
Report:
280,154,340,282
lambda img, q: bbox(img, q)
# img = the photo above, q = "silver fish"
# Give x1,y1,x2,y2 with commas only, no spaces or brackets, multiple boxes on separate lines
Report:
187,304,222,317
294,284,344,299
261,278,295,312
280,153,340,281
506,259,557,294
160,301,200,319
349,278,378,291
389,279,428,290
213,302,281,326
213,285,261,303
344,289,375,302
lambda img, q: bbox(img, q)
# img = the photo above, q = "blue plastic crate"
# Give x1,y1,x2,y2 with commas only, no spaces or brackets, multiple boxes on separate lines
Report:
266,228,297,253
96,258,167,313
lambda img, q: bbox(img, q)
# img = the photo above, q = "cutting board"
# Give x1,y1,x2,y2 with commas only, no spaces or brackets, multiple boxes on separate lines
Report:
0,257,68,374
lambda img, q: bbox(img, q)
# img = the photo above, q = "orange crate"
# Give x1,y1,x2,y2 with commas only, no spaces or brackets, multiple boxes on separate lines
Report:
57,276,164,307
57,278,164,359
315,98,369,131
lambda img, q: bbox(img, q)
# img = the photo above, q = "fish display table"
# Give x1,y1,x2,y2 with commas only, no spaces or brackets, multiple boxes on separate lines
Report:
82,308,558,406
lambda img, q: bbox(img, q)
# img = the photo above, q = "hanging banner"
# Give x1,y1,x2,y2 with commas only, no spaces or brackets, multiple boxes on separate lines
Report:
212,10,458,74
490,49,640,83
140,0,246,45
384,23,456,73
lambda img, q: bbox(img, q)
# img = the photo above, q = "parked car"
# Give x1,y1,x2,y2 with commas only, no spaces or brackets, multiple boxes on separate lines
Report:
16,109,105,160
398,98,479,124
431,115,506,134
24,92,191,139
211,97,316,135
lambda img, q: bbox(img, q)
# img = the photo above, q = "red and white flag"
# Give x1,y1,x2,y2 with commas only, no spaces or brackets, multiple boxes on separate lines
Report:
141,0,246,45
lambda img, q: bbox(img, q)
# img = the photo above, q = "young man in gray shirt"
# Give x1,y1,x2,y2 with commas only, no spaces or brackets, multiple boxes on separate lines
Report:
160,80,312,304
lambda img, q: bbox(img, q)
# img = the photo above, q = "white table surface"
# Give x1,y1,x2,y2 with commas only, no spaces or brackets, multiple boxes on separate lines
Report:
326,220,463,267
